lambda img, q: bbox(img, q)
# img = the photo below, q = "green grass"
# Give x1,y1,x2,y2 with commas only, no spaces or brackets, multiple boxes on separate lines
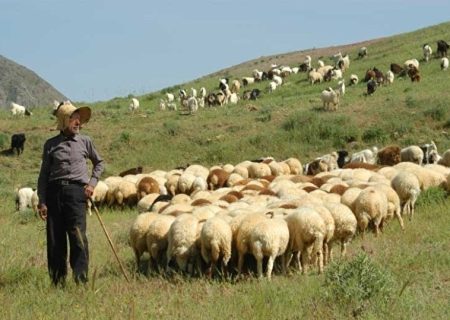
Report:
0,21,450,319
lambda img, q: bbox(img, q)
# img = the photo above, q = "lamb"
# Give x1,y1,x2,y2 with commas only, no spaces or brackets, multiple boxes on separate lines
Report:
400,145,424,165
230,80,241,93
321,87,340,111
284,207,326,274
10,133,26,155
391,171,421,219
145,214,176,272
129,212,160,268
441,57,449,71
268,81,278,93
404,59,419,70
437,40,449,58
349,74,359,86
353,187,388,237
423,44,433,62
249,215,289,279
129,98,140,112
166,93,175,102
166,214,202,274
242,77,255,86
200,216,233,277
15,187,35,212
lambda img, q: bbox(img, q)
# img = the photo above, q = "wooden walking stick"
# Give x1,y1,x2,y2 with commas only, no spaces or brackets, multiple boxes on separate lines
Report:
88,198,130,283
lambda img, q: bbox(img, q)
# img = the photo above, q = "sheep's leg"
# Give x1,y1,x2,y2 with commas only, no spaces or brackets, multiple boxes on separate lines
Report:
323,243,329,266
300,249,309,275
256,256,263,279
341,240,348,257
266,256,275,280
237,252,244,277
395,208,405,230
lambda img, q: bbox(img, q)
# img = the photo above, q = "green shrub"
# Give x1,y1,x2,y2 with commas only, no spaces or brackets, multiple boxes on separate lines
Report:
256,107,272,122
119,131,131,145
0,133,8,149
416,187,448,207
423,106,446,121
362,126,388,143
163,121,180,136
106,103,122,109
324,253,395,315
443,119,450,129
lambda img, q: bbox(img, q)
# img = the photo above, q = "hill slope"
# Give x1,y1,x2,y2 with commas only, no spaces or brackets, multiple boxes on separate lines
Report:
0,55,66,109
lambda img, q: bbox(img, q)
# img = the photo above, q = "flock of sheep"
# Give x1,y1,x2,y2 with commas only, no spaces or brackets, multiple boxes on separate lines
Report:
53,141,448,280
140,40,449,115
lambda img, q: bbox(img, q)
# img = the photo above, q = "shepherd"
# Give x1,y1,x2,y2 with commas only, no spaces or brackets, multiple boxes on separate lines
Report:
37,101,104,286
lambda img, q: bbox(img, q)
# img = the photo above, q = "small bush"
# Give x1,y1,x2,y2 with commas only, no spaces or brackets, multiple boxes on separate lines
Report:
163,121,180,136
443,119,450,129
256,107,271,122
416,187,448,207
0,133,8,149
423,106,446,121
119,131,131,145
324,253,395,315
106,103,122,109
362,126,388,143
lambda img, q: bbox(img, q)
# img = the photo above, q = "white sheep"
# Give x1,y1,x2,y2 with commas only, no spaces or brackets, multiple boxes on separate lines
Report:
423,44,433,62
309,69,323,84
129,212,160,267
166,214,202,274
321,87,340,111
10,102,32,116
15,187,35,212
268,81,278,93
391,171,421,219
324,202,357,260
335,80,345,96
404,59,419,70
441,57,449,71
394,162,447,191
353,187,388,237
200,216,232,277
146,214,176,272
166,93,175,102
249,215,289,279
385,70,394,84
400,145,424,165
190,88,197,98
372,183,405,230
284,207,326,274
129,98,140,112
87,180,109,216
350,146,378,164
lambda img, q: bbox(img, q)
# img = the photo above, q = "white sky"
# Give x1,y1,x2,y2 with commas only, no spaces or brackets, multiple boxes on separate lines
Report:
1,0,449,102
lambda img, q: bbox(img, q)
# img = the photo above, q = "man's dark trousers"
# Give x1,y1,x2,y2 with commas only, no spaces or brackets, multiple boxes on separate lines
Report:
46,182,89,285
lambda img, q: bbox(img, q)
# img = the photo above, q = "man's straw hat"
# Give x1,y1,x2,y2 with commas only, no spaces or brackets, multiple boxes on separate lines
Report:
55,101,91,131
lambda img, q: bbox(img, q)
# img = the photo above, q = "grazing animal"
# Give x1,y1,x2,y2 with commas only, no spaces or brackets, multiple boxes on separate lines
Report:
422,44,433,62
129,98,140,112
390,63,404,75
10,133,26,155
321,87,340,111
437,40,449,58
367,79,377,95
119,166,143,177
358,47,367,59
441,57,449,71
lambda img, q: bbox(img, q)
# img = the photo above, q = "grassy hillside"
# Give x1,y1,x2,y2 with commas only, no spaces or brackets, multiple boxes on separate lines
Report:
0,22,449,319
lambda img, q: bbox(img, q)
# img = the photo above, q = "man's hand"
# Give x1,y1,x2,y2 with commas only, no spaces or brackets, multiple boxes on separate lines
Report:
84,185,94,199
37,204,48,221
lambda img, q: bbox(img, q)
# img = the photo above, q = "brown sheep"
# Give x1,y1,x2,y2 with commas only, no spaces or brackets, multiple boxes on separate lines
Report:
343,162,381,171
137,176,160,200
377,145,401,166
207,168,230,190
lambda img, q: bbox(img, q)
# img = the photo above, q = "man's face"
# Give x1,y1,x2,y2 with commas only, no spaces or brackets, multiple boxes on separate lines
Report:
65,111,81,135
